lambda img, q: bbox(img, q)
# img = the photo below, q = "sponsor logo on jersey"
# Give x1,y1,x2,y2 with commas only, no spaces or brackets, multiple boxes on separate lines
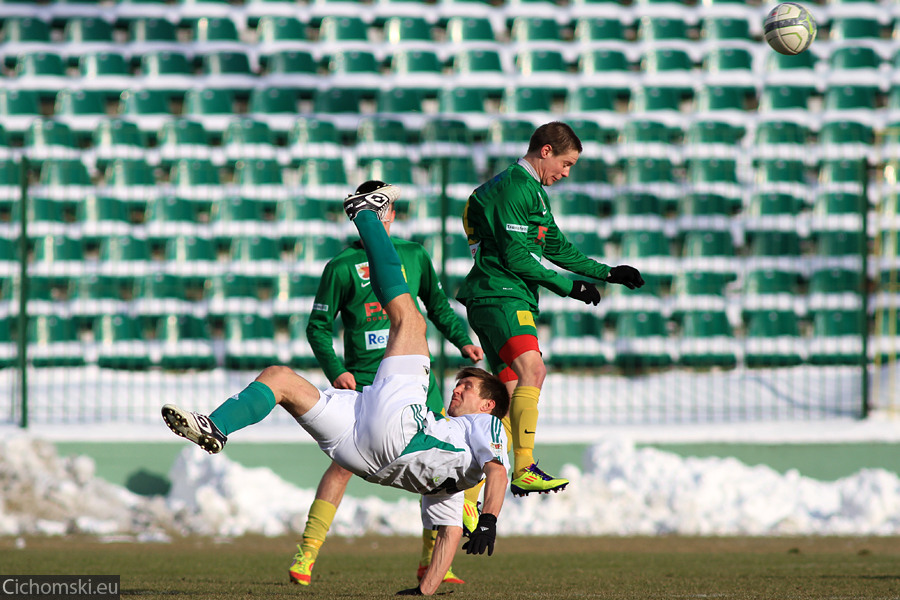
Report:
365,328,390,350
506,223,528,234
312,303,328,311
355,262,370,282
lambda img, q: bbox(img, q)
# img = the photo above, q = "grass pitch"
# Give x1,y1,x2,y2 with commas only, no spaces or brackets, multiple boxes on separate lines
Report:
2,535,900,599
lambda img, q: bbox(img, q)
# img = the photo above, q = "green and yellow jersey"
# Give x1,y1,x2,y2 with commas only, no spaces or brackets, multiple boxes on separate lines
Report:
457,161,612,311
307,239,473,389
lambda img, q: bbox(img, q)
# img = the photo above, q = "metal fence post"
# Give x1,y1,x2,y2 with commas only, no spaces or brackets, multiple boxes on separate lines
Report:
16,158,28,428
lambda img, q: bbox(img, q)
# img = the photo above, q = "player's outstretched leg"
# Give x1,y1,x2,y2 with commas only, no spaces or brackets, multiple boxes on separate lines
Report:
161,404,228,454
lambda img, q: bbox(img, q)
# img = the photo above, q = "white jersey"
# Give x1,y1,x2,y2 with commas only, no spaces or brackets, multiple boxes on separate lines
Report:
296,354,509,527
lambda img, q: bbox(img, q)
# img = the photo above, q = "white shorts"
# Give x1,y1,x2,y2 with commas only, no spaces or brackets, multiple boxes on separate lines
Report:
295,355,431,478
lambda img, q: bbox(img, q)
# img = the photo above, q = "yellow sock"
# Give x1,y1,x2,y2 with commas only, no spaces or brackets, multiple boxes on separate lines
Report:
300,499,337,561
420,528,437,566
464,479,483,506
510,385,540,476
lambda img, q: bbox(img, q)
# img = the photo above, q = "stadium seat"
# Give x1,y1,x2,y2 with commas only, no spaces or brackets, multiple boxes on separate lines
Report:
818,119,874,161
94,313,152,370
613,310,673,369
637,16,691,42
700,16,751,41
383,16,432,43
640,47,694,90
390,48,443,94
0,89,41,134
15,51,68,96
133,272,203,316
257,15,308,47
815,230,866,258
312,88,366,129
695,85,753,113
261,50,318,94
747,192,802,216
127,18,180,53
577,48,634,93
445,16,495,42
830,16,882,41
288,313,319,368
363,157,415,185
1,18,52,69
544,311,608,368
157,119,214,167
29,314,85,367
54,89,108,137
509,17,563,41
292,232,347,264
222,119,278,163
678,310,737,368
619,118,680,160
119,89,178,134
69,273,132,318
743,309,804,367
807,309,865,366
170,158,224,201
813,191,865,216
248,86,301,132
630,85,687,113
753,119,810,162
202,51,257,94
183,88,237,133
78,51,132,97
23,119,79,167
356,116,410,162
747,230,802,257
78,194,134,228
103,158,158,201
224,313,280,370
683,119,745,162
32,234,84,263
573,17,627,42
38,159,92,200
319,15,369,42
301,157,348,188
287,117,343,160
139,51,195,94
452,48,506,94
828,46,882,88
192,16,242,47
157,313,217,370
165,234,218,268
420,117,472,159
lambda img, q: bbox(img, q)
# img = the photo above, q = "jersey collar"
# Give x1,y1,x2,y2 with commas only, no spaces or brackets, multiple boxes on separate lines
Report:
516,158,540,184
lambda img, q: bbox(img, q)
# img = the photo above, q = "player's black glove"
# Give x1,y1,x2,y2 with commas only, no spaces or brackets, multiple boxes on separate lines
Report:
396,586,424,595
462,513,497,556
569,280,601,306
606,265,645,290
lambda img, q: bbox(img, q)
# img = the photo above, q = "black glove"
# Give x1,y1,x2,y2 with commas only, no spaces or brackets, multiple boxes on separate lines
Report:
396,587,424,596
462,513,497,556
569,280,601,305
606,265,645,290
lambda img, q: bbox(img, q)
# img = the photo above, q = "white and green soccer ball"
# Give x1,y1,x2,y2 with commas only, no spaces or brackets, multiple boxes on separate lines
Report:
764,2,817,55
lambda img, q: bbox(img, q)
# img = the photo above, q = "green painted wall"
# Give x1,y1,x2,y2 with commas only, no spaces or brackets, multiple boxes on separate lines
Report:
53,441,900,499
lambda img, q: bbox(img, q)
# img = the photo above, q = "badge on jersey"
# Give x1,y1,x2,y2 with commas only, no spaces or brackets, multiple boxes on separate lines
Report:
355,262,370,282
364,328,390,350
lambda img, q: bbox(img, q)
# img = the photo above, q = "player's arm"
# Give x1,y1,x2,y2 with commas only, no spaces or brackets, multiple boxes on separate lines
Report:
415,524,463,596
491,183,579,297
416,247,480,360
542,214,611,281
306,262,352,385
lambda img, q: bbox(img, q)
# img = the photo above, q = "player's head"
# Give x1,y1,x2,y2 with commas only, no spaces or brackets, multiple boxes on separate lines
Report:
352,180,399,223
449,367,510,419
524,122,582,186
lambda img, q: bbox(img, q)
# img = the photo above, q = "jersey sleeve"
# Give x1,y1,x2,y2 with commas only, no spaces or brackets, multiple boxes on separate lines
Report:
306,260,349,384
492,180,579,297
468,415,510,473
542,213,611,282
421,492,465,528
415,246,474,350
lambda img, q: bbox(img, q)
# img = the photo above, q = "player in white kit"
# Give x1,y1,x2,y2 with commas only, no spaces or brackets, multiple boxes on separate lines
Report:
162,182,510,596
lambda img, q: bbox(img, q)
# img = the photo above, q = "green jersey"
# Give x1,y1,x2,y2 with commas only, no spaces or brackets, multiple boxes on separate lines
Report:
307,239,474,386
457,162,612,311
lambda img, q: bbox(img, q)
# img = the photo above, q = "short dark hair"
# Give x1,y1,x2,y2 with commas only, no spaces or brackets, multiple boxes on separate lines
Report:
456,367,510,419
527,121,583,155
355,179,388,194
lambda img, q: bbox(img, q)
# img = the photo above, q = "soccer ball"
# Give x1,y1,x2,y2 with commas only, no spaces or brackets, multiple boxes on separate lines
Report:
764,3,817,56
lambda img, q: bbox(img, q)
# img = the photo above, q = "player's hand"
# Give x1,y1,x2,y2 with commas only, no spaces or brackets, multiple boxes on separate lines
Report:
460,344,484,363
462,513,497,556
569,280,601,306
332,372,357,390
606,265,645,290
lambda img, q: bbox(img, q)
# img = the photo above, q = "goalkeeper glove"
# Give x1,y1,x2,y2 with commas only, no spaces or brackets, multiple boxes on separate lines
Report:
462,513,497,556
569,280,601,306
606,265,645,290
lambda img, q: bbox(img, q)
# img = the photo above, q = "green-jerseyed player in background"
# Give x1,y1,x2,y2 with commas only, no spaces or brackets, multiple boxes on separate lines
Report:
458,121,646,496
291,180,485,587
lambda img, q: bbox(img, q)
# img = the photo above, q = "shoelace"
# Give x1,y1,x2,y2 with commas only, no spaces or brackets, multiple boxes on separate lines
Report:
526,463,555,481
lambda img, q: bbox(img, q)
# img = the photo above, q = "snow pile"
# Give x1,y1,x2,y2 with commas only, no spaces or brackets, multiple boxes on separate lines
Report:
3,436,900,538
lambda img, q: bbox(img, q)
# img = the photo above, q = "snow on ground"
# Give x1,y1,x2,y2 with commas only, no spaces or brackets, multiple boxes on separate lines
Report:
2,431,900,540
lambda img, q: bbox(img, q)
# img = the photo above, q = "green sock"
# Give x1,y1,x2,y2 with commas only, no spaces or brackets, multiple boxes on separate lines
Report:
353,210,409,307
209,381,277,436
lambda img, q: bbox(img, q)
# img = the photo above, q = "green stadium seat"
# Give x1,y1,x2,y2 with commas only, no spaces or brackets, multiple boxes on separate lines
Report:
278,195,334,223
69,273,133,318
249,86,301,132
452,48,506,94
29,314,85,367
619,118,680,160
747,192,802,216
384,15,431,42
700,17,751,41
377,88,426,115
445,16,495,42
637,16,690,41
0,317,14,368
293,232,347,264
64,17,114,52
100,234,152,263
684,120,745,161
815,230,866,258
222,119,278,163
565,86,618,113
420,117,471,159
94,313,152,370
78,194,134,227
813,191,865,216
202,51,256,94
819,158,867,189
24,119,79,166
364,157,415,186
2,17,51,48
759,84,815,113
119,89,178,133
145,195,203,228
619,229,670,258
192,16,241,44
0,89,41,133
287,117,342,160
128,17,178,47
577,48,633,93
230,235,281,262
755,158,807,187
613,310,673,369
169,158,224,200
753,120,810,162
553,190,601,217
312,88,366,128
573,17,626,42
630,85,686,112
510,17,562,41
678,193,735,220
104,158,158,200
390,48,443,94
183,88,237,133
54,89,108,136
140,50,194,94
438,87,488,115
830,17,882,41
32,234,83,262
695,85,752,113
743,309,803,367
682,230,735,257
678,310,736,368
157,313,217,370
257,15,307,45
287,313,320,368
224,313,280,370
133,272,203,310
807,309,865,366
300,157,348,188
319,15,369,42
157,119,213,166
808,268,861,310
544,311,608,368
824,85,879,113
355,116,409,163
747,230,802,257
261,50,318,94
15,51,67,96
38,159,92,199
165,234,218,266
818,119,875,161
78,51,132,96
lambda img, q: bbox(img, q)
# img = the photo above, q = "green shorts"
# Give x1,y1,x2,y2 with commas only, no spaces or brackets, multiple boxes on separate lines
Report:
465,298,541,382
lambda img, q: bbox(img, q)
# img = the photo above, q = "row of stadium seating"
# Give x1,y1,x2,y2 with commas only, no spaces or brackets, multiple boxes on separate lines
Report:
0,306,893,371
